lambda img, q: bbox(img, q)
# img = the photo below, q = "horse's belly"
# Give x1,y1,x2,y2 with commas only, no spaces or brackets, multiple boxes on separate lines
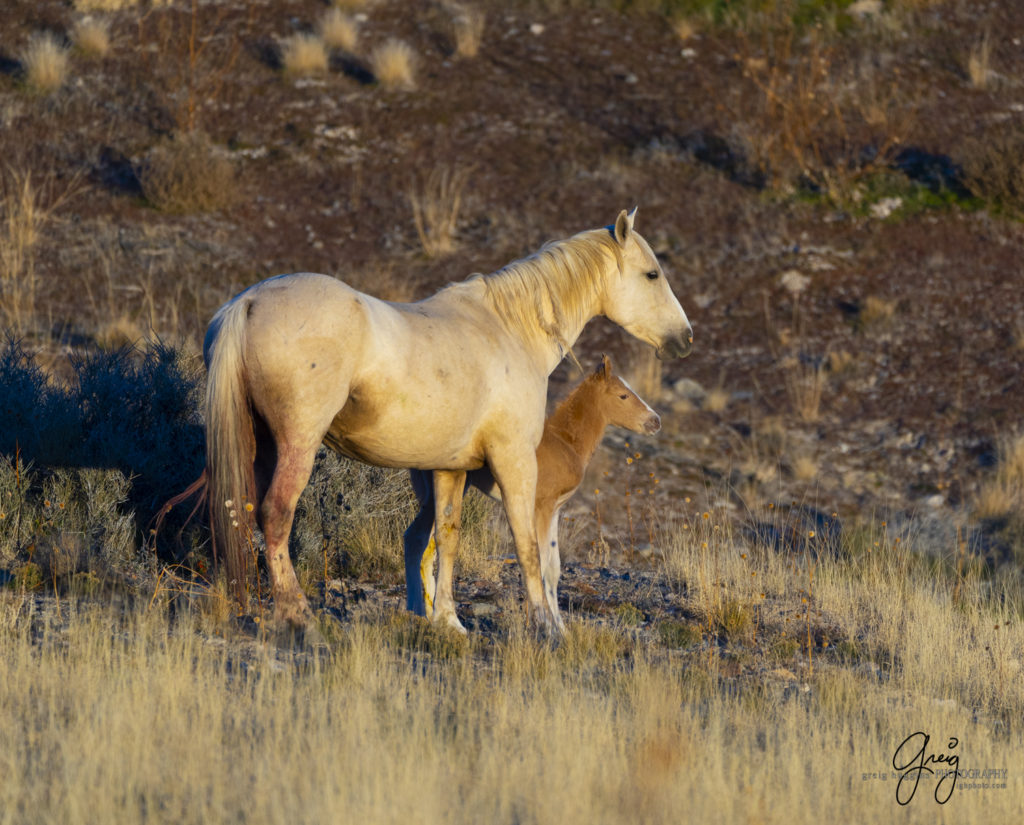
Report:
323,398,486,471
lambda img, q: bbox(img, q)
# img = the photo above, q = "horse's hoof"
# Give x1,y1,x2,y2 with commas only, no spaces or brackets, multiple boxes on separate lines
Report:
432,609,468,636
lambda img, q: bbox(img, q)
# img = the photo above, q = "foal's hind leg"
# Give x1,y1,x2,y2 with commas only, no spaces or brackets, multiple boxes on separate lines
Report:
261,443,319,629
431,469,467,633
403,470,436,617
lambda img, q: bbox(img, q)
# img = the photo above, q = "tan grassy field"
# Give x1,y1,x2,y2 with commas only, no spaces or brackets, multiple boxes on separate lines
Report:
1,514,1021,825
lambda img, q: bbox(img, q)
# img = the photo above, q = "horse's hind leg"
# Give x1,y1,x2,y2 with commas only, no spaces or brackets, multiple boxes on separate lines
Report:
260,442,318,629
403,470,436,617
431,469,467,634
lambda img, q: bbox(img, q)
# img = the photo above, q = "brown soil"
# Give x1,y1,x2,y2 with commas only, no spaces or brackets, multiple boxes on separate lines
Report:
4,0,1024,569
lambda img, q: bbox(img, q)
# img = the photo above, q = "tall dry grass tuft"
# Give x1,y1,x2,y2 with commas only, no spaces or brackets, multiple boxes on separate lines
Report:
319,8,358,52
72,17,111,57
280,33,329,77
1,168,78,335
72,0,139,10
975,433,1024,521
20,33,70,94
370,38,417,90
449,4,485,58
967,33,992,89
409,166,469,258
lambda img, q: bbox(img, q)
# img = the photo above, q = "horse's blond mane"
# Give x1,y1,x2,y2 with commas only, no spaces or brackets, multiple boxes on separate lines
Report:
471,228,620,350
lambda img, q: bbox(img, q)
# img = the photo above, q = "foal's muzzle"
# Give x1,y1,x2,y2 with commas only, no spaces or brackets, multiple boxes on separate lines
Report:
656,327,693,360
643,413,662,435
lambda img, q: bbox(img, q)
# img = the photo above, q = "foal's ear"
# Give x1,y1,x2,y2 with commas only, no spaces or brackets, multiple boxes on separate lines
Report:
613,207,638,246
597,353,612,379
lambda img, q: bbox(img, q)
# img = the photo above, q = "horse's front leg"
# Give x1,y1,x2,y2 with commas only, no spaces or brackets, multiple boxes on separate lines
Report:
490,450,563,636
431,469,468,633
403,470,436,617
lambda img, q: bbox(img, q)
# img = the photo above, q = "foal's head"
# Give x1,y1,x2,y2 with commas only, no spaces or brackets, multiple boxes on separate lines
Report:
591,355,661,435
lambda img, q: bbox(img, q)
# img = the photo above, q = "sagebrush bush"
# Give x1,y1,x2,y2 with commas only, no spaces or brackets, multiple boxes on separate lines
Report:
138,131,237,213
960,124,1024,214
0,340,205,581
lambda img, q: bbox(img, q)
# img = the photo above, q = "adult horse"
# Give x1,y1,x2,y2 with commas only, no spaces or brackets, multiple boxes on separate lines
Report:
202,208,691,635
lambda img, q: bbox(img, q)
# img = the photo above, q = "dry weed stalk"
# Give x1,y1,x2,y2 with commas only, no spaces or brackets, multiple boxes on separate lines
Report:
740,27,914,202
137,0,240,133
409,167,469,258
1,167,78,334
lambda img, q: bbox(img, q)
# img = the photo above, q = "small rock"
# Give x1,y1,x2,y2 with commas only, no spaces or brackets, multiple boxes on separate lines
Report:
529,23,544,35
869,196,903,219
672,377,707,403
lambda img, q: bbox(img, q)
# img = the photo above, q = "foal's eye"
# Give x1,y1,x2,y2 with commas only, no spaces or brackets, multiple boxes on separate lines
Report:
619,394,628,400
645,270,659,280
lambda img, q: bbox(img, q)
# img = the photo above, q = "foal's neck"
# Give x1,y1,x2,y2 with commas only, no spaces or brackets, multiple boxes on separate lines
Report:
546,379,609,463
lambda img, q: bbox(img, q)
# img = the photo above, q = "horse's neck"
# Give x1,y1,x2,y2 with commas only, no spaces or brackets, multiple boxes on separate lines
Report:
546,381,608,465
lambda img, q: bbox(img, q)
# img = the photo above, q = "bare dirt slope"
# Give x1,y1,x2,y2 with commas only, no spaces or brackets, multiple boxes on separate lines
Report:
3,0,1024,570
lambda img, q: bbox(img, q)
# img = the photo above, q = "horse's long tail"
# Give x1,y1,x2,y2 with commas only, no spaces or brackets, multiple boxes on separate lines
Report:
204,298,258,604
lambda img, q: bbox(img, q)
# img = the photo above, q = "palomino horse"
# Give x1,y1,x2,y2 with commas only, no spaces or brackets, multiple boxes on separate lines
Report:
404,355,660,628
202,208,691,635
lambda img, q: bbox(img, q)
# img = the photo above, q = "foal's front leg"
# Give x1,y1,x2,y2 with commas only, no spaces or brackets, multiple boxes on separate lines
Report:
430,469,468,633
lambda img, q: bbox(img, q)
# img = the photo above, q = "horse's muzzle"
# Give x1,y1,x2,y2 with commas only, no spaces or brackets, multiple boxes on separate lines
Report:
657,328,693,360
643,412,662,435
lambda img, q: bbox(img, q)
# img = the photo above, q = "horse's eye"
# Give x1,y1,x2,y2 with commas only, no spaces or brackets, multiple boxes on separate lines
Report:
646,270,659,280
619,394,628,400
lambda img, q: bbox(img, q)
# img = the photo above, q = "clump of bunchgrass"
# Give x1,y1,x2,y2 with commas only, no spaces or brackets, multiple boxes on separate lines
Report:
72,17,111,57
280,33,329,77
20,33,70,94
409,166,469,258
318,8,358,52
449,4,485,58
370,39,416,90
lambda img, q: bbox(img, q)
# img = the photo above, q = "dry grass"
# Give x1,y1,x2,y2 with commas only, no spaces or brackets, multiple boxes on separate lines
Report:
72,0,139,10
138,131,237,213
319,9,358,52
371,38,417,90
974,433,1024,521
409,166,469,258
960,123,1024,214
72,17,111,58
20,33,70,94
1,167,78,335
449,4,486,58
1,548,1019,825
331,0,371,10
967,34,992,89
280,33,329,77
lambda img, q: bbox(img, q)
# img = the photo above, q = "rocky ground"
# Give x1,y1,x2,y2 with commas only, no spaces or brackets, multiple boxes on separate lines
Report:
3,0,1024,594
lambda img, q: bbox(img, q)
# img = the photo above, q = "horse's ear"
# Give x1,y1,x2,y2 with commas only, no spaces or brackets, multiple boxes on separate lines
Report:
597,354,612,379
613,209,633,246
